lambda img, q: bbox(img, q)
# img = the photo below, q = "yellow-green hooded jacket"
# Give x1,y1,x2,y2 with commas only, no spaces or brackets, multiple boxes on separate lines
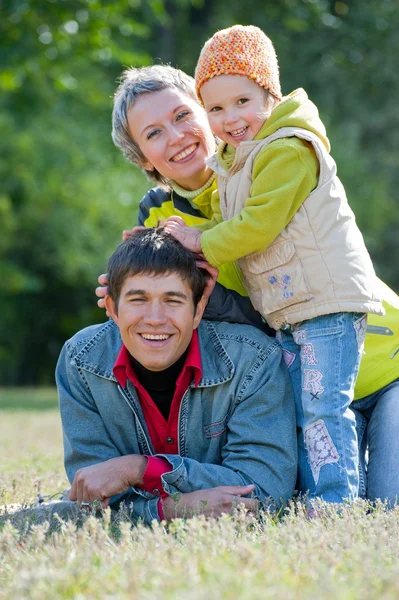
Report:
201,88,383,329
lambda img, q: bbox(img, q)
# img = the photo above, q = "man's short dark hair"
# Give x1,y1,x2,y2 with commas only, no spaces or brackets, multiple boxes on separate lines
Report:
107,228,210,311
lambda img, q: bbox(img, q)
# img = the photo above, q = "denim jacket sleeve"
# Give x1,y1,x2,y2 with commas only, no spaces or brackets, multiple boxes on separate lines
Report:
56,342,164,526
157,342,297,508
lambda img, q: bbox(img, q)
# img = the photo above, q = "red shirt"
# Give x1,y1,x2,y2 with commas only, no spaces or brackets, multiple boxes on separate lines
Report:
113,330,202,517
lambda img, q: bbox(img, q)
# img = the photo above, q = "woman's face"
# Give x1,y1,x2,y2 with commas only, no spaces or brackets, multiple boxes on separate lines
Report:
127,87,216,191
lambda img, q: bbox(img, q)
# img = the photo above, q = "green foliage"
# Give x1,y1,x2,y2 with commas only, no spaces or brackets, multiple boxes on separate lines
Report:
1,0,153,384
1,0,398,383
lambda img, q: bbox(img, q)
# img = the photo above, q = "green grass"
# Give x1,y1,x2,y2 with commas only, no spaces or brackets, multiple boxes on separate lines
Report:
2,388,399,599
0,387,58,411
0,388,67,506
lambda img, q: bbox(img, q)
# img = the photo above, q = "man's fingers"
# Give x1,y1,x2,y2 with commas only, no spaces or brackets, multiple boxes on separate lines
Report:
68,483,77,501
237,497,260,512
213,484,255,495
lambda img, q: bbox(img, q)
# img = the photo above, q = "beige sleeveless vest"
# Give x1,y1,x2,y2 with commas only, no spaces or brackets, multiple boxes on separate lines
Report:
208,127,383,330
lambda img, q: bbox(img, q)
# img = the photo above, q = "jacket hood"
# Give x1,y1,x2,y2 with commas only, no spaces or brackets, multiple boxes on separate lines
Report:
256,88,330,152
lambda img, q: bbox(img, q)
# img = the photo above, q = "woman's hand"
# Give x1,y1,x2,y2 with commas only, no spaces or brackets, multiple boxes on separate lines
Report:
164,217,202,254
196,259,219,301
122,226,146,241
96,273,109,313
97,226,147,313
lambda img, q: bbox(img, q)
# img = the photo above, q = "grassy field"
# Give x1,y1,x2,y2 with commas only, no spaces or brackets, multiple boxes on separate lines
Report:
2,388,399,599
0,388,68,507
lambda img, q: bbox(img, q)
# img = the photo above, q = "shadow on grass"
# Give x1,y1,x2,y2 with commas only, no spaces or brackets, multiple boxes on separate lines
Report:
0,387,58,411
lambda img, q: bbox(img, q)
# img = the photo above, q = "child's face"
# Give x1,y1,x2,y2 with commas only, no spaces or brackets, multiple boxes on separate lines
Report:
200,75,270,148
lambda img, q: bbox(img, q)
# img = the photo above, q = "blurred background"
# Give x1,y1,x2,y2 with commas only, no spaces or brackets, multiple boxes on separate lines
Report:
1,0,398,386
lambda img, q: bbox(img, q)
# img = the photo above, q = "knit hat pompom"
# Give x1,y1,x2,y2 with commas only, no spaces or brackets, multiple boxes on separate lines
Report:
195,25,282,102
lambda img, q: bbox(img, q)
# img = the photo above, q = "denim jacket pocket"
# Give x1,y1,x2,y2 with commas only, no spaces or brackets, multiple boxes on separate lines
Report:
239,240,313,316
203,414,228,439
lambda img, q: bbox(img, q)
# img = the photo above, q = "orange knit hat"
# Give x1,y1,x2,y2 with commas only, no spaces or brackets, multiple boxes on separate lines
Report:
195,25,282,102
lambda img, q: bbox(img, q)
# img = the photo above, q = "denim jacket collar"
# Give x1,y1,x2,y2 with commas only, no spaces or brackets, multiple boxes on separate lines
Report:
70,319,234,388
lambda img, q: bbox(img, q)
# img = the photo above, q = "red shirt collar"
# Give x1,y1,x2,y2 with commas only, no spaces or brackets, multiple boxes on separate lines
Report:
113,329,202,389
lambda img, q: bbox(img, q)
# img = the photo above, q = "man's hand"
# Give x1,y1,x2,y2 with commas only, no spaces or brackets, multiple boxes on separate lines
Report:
162,485,258,521
164,217,202,254
69,455,147,506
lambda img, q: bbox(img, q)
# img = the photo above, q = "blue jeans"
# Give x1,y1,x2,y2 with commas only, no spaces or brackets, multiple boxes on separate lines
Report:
352,378,399,507
277,312,367,503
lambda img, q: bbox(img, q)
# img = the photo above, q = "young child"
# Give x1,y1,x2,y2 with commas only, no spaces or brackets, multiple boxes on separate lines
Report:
165,24,384,504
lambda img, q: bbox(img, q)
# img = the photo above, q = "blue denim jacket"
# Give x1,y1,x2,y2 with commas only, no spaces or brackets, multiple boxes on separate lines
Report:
56,319,297,524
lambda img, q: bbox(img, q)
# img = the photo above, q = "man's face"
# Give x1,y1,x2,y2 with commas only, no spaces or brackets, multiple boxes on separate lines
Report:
106,272,206,371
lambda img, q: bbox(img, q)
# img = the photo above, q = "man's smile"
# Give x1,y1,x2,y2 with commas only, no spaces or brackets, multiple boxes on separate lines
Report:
140,333,171,341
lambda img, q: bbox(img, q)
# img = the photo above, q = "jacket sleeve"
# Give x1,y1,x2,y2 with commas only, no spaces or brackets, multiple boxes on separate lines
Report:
201,138,319,267
157,342,297,507
204,282,274,335
196,188,224,232
56,343,165,525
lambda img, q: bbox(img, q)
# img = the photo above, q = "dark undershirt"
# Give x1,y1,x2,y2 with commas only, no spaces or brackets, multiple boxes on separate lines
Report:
130,349,189,420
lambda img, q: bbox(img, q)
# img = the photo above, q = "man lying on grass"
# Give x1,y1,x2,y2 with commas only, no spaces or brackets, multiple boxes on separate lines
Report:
57,228,297,523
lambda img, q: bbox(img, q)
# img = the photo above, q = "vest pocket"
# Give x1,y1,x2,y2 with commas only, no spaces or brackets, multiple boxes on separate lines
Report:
240,240,313,317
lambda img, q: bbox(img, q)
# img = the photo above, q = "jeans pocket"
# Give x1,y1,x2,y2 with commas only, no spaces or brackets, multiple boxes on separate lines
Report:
353,313,367,350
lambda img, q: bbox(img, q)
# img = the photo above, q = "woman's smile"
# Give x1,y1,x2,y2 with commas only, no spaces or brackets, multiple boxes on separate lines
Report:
170,143,198,163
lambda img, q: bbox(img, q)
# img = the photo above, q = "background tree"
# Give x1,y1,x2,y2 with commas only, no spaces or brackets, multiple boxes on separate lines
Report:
1,0,398,385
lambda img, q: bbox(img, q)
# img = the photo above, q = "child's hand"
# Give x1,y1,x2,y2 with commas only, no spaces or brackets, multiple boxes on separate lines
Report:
164,216,188,227
164,218,202,254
